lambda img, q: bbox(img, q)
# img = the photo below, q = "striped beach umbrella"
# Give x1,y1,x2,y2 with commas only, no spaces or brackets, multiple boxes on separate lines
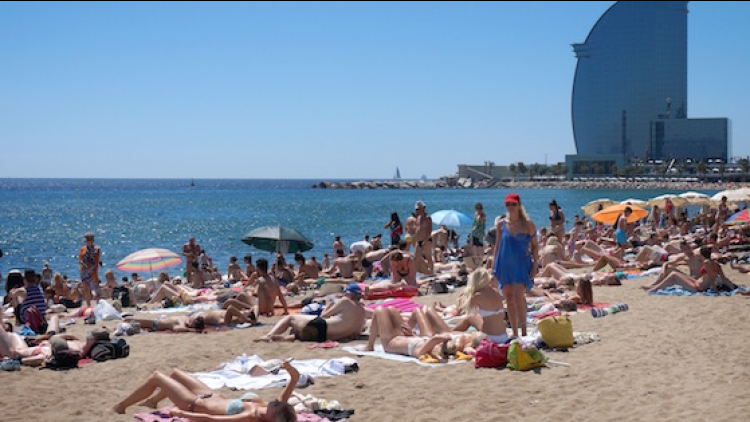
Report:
725,209,750,225
116,248,182,279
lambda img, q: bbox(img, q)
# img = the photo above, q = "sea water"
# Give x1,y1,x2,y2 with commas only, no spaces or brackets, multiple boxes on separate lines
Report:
0,178,718,290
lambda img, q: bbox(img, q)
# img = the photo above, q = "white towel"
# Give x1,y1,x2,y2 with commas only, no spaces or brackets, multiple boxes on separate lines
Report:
192,355,358,391
342,345,468,367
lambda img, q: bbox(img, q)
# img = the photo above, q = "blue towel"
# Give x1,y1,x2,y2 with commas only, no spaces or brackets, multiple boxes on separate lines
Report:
649,286,747,297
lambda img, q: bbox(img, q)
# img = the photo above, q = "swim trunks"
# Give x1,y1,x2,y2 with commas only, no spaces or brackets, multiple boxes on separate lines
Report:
303,317,327,342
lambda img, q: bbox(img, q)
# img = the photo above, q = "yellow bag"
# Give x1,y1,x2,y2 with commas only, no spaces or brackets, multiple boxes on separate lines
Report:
537,315,574,348
507,340,546,371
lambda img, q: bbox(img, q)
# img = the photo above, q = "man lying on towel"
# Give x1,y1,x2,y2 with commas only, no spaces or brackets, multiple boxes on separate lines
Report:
255,283,366,342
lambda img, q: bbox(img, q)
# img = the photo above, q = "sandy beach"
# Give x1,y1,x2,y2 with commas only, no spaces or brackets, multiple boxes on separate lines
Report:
2,269,749,422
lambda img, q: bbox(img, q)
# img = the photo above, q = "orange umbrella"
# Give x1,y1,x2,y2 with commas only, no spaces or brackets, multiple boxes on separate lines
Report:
591,204,649,225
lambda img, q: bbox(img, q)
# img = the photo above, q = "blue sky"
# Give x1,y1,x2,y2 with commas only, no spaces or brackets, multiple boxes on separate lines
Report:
1,1,747,179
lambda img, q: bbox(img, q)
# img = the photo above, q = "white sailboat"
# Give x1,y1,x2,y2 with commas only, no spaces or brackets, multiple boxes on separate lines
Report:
394,167,401,180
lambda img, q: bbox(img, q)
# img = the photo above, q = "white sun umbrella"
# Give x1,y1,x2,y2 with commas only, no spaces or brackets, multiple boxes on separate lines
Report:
710,189,750,205
620,198,648,208
582,199,615,217
678,191,711,205
648,194,688,209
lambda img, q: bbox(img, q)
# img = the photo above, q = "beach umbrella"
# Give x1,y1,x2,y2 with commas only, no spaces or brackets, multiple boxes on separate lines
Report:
679,191,711,205
582,199,615,217
591,204,649,225
241,225,314,254
430,209,473,228
620,198,647,208
116,248,182,280
711,189,750,205
725,209,750,225
648,194,688,209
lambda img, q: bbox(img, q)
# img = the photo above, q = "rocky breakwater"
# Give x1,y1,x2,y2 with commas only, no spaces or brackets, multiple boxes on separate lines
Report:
312,180,451,189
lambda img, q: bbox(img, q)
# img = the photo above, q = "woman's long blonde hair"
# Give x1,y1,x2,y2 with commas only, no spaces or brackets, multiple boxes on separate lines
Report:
460,268,492,314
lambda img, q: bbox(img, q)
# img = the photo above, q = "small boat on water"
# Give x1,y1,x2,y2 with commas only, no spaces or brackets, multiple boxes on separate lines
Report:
394,167,401,180
190,178,195,187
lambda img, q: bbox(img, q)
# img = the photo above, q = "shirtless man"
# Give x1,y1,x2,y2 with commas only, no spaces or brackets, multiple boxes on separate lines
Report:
324,250,358,279
361,248,391,278
255,283,366,342
431,225,449,264
0,315,96,366
227,256,246,281
333,235,346,257
188,262,204,289
252,258,288,317
414,201,434,275
125,315,205,333
183,237,201,278
293,253,319,284
642,241,704,290
405,212,418,250
243,255,256,278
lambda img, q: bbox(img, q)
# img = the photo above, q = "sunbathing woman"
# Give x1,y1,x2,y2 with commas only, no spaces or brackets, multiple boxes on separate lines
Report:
646,247,726,293
406,306,487,355
191,306,257,326
125,315,205,333
454,268,508,343
148,283,218,305
112,364,298,421
364,306,453,358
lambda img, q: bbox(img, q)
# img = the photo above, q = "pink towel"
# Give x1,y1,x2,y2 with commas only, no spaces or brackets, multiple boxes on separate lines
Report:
365,298,423,313
297,413,332,422
134,407,192,422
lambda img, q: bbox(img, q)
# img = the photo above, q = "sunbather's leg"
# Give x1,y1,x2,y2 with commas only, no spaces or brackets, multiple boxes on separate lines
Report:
408,308,434,336
223,305,252,325
365,307,399,351
148,285,181,304
138,368,213,409
647,272,698,293
424,307,452,333
112,371,197,414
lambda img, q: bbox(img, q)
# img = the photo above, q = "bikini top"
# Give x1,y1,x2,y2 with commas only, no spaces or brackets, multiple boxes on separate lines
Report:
475,307,504,318
226,392,260,415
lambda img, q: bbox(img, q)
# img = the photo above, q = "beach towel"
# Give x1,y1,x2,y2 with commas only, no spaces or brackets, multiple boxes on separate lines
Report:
361,285,419,300
649,286,746,297
139,303,215,314
576,302,612,312
192,355,358,390
134,407,191,422
342,344,468,367
365,298,423,313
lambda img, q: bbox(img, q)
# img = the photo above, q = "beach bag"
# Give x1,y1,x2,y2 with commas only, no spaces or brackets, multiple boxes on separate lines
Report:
24,306,47,334
507,340,546,371
90,339,129,362
474,338,509,369
537,315,574,348
112,287,131,308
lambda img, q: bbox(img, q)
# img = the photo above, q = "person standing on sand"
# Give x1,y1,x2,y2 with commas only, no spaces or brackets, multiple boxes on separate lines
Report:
493,193,538,339
78,232,101,307
183,237,201,279
470,202,486,257
333,235,346,257
549,199,565,240
414,201,434,275
384,212,404,247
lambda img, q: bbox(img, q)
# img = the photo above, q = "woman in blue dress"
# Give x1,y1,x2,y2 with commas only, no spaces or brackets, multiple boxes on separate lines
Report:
492,193,539,339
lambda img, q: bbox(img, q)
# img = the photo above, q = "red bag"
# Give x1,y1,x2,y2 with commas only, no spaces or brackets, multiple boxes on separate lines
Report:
474,338,509,369
24,306,47,334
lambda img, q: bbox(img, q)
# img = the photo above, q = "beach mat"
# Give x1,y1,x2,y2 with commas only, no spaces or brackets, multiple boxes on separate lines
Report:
342,344,468,367
365,298,423,313
649,286,746,296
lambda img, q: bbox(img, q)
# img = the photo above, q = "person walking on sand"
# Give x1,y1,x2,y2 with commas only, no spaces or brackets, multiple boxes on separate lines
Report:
493,193,538,339
79,232,101,307
183,237,201,279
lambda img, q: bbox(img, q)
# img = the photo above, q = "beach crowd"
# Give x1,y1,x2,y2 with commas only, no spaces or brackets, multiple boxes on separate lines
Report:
2,191,749,421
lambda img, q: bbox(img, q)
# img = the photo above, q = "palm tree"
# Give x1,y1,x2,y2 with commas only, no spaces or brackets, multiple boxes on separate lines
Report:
509,163,517,181
517,162,527,180
695,162,707,182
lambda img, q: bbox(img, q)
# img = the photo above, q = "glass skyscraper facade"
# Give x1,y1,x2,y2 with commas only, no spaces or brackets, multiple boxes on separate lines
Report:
568,1,729,170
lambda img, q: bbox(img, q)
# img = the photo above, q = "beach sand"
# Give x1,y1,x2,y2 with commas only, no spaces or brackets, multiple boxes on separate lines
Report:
3,271,750,422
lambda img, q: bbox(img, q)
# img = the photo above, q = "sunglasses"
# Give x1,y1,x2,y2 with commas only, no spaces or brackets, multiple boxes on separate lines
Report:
505,202,519,207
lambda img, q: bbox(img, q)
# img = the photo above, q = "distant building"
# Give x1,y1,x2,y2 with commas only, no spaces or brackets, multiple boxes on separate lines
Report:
566,1,730,175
